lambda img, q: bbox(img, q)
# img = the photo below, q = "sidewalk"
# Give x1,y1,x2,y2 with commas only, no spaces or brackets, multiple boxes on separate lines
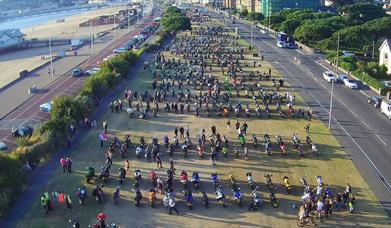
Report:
0,34,165,228
0,27,130,119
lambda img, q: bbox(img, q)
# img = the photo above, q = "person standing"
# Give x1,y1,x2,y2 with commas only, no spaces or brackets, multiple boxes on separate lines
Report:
304,122,310,133
174,127,178,137
241,121,248,135
179,126,184,139
185,125,190,138
156,153,163,168
103,121,108,134
66,157,72,173
169,197,179,215
235,120,240,132
60,157,67,173
226,119,231,132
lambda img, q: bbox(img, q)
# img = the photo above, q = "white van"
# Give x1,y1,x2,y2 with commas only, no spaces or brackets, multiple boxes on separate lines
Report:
380,100,391,120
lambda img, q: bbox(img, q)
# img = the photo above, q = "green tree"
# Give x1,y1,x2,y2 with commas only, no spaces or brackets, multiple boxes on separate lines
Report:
339,2,387,25
279,19,300,35
247,12,264,21
239,8,249,18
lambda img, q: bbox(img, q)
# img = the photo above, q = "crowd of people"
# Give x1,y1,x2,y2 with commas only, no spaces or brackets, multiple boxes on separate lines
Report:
40,9,356,227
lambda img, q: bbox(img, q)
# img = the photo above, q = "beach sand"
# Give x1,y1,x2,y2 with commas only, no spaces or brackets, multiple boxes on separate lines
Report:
22,6,128,40
0,6,129,89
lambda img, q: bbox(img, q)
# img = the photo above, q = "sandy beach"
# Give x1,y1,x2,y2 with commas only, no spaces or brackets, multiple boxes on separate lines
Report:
22,6,128,40
0,6,130,89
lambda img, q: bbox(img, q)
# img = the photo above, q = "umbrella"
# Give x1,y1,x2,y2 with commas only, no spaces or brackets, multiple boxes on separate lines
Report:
97,212,107,221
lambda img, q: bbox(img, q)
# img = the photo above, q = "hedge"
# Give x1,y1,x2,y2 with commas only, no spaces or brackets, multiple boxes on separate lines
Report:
0,47,145,219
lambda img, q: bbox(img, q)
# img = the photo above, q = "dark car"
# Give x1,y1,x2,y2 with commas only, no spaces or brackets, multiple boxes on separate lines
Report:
11,125,33,137
368,96,382,108
0,141,8,152
72,68,83,77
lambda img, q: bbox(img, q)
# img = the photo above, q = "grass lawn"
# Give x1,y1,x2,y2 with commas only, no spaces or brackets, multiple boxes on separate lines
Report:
16,21,388,228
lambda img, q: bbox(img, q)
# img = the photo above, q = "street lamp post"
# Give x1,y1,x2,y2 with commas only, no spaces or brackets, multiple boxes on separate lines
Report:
49,34,54,79
90,20,94,55
251,21,253,48
372,40,375,60
128,8,131,32
328,32,340,130
113,14,117,40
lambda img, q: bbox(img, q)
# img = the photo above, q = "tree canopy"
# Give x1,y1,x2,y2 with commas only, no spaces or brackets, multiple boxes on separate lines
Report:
161,6,191,32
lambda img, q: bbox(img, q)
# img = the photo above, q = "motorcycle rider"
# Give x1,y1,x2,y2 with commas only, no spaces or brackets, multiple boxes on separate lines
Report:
216,185,226,207
184,190,194,209
92,184,104,203
248,186,262,211
191,172,200,189
180,171,189,189
149,188,157,207
246,172,256,190
118,167,126,185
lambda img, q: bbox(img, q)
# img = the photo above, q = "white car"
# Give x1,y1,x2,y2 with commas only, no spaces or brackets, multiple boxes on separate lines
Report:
344,79,358,89
113,48,127,53
338,74,348,83
382,81,391,88
260,28,269,34
277,41,286,48
39,101,53,113
323,71,337,82
86,67,101,76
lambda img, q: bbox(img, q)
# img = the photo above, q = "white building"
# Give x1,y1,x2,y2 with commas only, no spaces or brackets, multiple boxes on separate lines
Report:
0,29,25,49
379,39,391,75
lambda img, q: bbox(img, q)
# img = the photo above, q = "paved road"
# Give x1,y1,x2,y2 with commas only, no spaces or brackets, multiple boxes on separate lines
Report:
216,15,391,216
0,17,155,148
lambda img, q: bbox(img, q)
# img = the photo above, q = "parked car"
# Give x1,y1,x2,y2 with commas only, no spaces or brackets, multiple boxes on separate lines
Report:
39,101,53,113
0,141,8,152
337,74,348,83
86,67,101,76
72,68,83,77
276,41,286,48
380,100,391,120
113,48,127,53
323,71,337,82
11,125,33,137
260,28,269,34
382,81,391,88
285,43,297,49
368,96,383,108
344,79,358,89
342,51,355,58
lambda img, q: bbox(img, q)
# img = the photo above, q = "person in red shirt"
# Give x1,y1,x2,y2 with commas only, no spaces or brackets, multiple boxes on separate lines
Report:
60,157,67,173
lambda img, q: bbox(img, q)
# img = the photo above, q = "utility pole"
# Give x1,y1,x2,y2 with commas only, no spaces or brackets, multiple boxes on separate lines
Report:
113,14,117,40
49,35,54,79
372,40,375,60
251,21,253,48
268,1,271,29
90,20,94,55
329,32,339,130
128,8,131,32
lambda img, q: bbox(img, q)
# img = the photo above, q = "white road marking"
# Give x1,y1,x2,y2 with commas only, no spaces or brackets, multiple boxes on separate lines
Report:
296,50,305,55
360,120,372,130
360,90,370,98
375,134,387,146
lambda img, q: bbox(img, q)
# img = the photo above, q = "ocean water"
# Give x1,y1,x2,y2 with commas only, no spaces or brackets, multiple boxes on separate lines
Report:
0,8,96,30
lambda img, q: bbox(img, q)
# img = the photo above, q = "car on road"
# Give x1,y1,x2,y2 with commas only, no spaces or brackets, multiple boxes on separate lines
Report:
323,71,337,82
0,141,8,152
11,125,33,137
86,67,101,76
285,43,297,49
344,79,358,89
368,96,383,108
39,101,53,113
260,28,269,34
113,48,127,53
276,41,286,48
72,68,83,77
380,100,391,120
382,81,391,88
337,74,348,83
